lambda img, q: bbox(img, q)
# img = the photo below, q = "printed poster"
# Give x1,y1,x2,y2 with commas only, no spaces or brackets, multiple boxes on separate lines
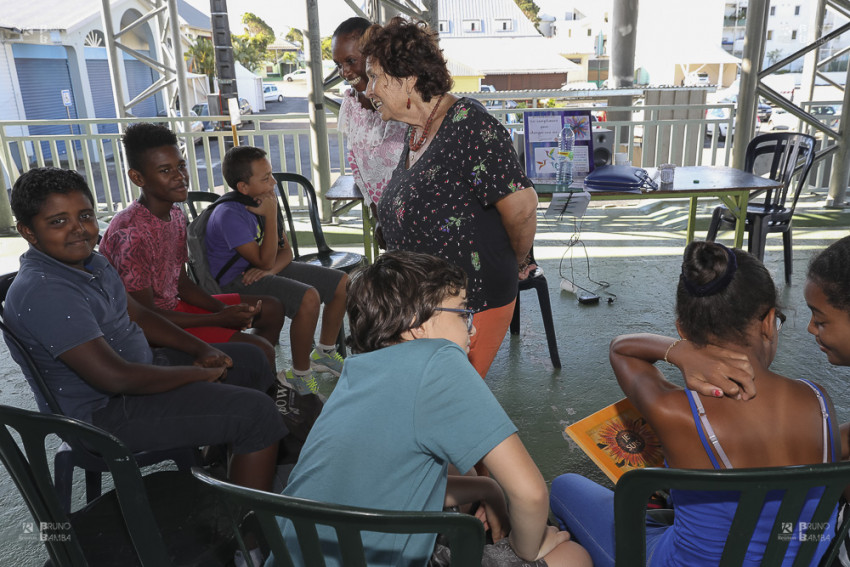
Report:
523,110,595,185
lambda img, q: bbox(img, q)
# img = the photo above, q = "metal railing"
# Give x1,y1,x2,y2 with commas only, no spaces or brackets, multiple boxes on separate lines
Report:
0,114,348,220
0,98,745,226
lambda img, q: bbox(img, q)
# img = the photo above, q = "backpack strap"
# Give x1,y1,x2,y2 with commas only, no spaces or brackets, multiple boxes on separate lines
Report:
214,253,242,283
205,193,248,284
206,191,284,283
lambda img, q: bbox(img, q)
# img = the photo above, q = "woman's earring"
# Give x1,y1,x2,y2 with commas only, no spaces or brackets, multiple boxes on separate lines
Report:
406,97,411,109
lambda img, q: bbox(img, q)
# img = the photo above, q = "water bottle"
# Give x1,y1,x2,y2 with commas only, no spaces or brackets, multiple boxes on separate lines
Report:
556,124,575,190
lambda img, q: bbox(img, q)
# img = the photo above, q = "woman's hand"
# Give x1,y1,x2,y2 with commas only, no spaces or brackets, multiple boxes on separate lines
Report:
518,263,537,281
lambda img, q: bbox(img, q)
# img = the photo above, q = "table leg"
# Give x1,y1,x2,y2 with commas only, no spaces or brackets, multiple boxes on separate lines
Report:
686,197,698,243
716,191,750,249
361,202,374,264
732,193,749,249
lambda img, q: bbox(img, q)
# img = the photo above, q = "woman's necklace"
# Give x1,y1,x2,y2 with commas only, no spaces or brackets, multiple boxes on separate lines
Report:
409,94,445,152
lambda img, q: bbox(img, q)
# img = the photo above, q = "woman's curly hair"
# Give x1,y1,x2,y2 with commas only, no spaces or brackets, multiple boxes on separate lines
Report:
360,17,453,102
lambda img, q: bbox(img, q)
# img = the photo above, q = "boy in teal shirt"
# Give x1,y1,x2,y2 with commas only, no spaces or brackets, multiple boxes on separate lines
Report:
274,251,590,567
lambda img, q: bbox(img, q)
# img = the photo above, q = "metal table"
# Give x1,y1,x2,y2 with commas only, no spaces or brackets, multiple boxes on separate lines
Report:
536,166,783,248
325,166,782,260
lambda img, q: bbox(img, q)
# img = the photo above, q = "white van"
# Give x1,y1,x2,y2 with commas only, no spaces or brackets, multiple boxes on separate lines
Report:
263,84,283,103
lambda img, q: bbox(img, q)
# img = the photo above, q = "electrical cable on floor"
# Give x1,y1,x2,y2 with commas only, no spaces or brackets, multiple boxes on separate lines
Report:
554,215,617,304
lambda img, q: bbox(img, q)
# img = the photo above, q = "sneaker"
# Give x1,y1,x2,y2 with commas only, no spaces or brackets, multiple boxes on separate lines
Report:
310,348,344,377
280,368,320,396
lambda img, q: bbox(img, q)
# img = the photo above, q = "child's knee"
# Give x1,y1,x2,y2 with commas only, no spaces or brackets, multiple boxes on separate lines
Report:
299,288,321,315
258,296,284,324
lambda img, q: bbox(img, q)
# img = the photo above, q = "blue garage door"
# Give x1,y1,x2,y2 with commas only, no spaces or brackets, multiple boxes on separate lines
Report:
85,50,118,134
125,58,160,117
13,44,81,160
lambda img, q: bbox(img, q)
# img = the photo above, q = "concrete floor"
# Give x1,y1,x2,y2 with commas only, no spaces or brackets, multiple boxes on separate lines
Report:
1,190,849,564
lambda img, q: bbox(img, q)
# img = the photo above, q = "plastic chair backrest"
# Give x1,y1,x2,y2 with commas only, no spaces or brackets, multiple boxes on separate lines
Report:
614,463,850,567
0,272,63,415
0,404,172,565
185,190,220,221
744,132,816,215
191,467,485,566
272,172,332,256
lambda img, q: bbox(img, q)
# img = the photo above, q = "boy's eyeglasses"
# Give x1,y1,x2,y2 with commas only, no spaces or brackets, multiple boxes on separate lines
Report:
434,307,475,334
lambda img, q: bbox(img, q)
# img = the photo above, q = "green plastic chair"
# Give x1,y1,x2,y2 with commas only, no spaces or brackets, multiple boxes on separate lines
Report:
191,466,485,566
614,463,850,567
0,404,232,566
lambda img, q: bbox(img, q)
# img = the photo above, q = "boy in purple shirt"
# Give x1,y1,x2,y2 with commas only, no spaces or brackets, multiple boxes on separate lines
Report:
205,146,348,395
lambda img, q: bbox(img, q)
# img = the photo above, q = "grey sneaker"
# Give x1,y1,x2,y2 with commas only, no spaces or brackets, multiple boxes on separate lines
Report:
280,368,320,396
310,348,344,377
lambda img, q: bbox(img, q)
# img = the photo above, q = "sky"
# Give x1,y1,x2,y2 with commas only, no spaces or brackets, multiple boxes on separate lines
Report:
183,0,366,38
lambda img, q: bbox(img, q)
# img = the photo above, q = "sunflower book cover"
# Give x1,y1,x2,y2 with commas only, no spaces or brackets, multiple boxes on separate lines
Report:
565,398,664,483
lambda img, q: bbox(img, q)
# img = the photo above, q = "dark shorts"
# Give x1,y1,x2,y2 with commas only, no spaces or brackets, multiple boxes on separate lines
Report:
222,262,345,319
91,343,286,455
429,538,549,567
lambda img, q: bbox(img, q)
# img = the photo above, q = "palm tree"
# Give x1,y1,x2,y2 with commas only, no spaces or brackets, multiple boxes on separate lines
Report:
186,37,216,90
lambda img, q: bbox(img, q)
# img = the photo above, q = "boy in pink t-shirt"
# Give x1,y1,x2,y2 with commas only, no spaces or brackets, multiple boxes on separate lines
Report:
100,123,283,366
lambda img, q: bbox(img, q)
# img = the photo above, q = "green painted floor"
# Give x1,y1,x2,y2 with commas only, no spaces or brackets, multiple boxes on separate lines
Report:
1,190,849,564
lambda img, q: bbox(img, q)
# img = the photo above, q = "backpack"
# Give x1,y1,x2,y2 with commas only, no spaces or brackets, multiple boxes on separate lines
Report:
185,193,245,294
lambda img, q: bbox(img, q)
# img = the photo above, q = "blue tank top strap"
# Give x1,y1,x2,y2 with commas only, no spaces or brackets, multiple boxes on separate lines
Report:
797,379,837,463
686,389,724,470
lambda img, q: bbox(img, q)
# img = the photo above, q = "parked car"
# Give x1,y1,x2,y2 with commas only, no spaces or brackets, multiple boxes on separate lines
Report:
157,109,204,143
768,104,840,131
239,98,253,115
263,84,283,102
757,100,773,123
705,106,734,139
717,94,772,123
812,104,840,129
283,69,308,82
191,103,216,130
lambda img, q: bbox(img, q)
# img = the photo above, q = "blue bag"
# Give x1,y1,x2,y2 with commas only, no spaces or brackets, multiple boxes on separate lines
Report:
584,165,658,193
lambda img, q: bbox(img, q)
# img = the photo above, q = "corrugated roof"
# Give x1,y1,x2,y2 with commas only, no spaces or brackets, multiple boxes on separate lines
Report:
440,37,580,75
268,39,300,51
177,0,210,31
446,57,482,77
438,0,541,38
